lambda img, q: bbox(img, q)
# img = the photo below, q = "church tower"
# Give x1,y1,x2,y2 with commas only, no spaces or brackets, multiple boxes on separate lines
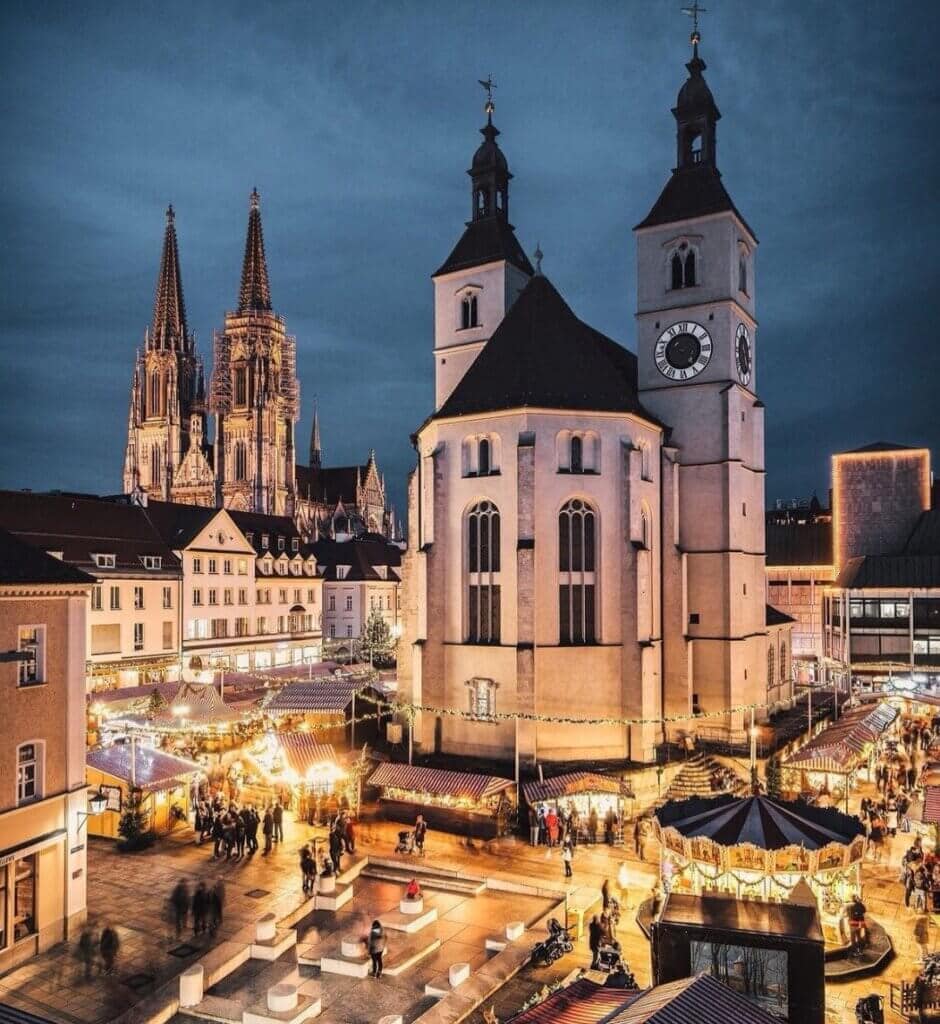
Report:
432,87,533,410
635,28,766,739
123,205,207,500
210,190,300,515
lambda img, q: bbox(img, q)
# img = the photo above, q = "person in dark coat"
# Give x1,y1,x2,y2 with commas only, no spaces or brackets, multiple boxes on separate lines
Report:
171,880,190,939
414,814,428,855
329,827,343,874
100,926,120,974
263,807,274,855
367,920,387,978
212,815,225,858
247,806,260,853
588,915,604,969
344,816,356,855
78,927,97,980
208,881,225,937
272,800,284,843
192,882,209,935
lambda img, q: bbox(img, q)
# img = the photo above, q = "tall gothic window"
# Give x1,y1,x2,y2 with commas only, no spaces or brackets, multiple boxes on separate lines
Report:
670,247,697,289
671,252,683,290
234,366,248,407
461,294,479,330
234,441,247,482
780,641,788,685
149,371,161,418
684,249,696,286
767,643,776,688
559,499,596,644
150,444,161,488
478,437,490,475
570,435,583,473
467,501,500,644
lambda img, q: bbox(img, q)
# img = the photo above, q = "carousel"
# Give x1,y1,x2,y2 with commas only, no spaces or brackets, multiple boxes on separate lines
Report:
649,794,867,949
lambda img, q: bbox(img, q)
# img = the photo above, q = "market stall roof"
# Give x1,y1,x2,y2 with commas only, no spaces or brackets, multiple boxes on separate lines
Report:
605,973,782,1024
923,786,940,824
277,733,339,777
88,682,180,712
785,701,898,771
655,794,864,850
87,744,200,792
522,771,632,804
506,977,634,1023
657,892,823,943
151,681,240,724
368,763,514,801
263,678,384,714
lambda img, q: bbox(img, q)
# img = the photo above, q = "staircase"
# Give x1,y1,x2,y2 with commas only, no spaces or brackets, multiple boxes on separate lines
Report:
660,754,745,804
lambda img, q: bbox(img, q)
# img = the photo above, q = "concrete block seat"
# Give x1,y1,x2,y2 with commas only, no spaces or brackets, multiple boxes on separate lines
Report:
251,914,298,962
317,927,442,980
361,861,486,896
423,961,471,998
312,881,353,912
380,897,438,934
242,984,322,1024
485,920,525,952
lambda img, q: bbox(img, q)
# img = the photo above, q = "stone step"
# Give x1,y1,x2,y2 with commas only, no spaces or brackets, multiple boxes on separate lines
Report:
361,863,485,896
313,882,353,913
301,927,442,980
379,896,438,934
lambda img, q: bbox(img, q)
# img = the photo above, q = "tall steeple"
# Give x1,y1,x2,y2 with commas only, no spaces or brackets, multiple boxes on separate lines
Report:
238,188,272,313
469,104,511,223
309,399,322,470
673,29,720,171
150,205,189,351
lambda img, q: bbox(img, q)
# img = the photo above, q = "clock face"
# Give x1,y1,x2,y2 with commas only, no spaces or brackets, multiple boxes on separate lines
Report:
735,323,752,386
654,321,712,381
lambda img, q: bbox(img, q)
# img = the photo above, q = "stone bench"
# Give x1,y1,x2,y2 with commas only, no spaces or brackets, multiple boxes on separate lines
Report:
485,920,525,952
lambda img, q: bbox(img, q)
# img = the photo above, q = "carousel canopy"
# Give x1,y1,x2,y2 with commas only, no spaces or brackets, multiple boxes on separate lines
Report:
368,763,514,801
522,771,632,804
151,681,241,725
785,701,898,771
87,744,200,792
277,733,339,778
655,794,864,851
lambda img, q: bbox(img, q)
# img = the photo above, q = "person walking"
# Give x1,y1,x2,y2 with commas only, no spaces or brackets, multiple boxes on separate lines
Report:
171,880,190,939
300,845,315,896
562,840,573,879
263,806,274,855
235,814,246,859
344,815,356,855
367,920,387,978
529,807,540,846
100,926,120,975
634,818,644,860
913,867,929,914
588,914,603,969
273,800,284,844
192,882,209,936
329,826,343,875
209,881,225,937
78,927,97,981
247,805,260,854
588,808,598,845
414,814,427,856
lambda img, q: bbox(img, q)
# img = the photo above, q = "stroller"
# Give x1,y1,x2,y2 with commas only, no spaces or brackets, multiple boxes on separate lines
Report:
854,994,884,1024
531,918,574,965
395,829,417,854
596,940,623,973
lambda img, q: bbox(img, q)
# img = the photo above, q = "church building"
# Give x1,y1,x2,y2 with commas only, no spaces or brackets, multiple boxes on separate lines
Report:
398,33,790,764
122,193,395,538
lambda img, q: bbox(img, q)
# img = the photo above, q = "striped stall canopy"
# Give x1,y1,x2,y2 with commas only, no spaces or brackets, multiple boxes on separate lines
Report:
522,771,631,804
923,785,940,824
785,701,898,771
277,733,339,777
368,763,514,802
263,680,375,713
152,681,240,724
655,794,864,851
507,978,635,1023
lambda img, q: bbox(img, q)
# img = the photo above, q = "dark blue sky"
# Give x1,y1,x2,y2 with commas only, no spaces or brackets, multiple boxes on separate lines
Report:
1,1,938,519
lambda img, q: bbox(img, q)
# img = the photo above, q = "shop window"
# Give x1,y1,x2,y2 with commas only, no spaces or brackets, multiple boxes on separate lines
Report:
13,855,36,942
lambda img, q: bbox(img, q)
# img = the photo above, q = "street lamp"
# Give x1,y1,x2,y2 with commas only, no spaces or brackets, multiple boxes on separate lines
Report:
77,788,109,832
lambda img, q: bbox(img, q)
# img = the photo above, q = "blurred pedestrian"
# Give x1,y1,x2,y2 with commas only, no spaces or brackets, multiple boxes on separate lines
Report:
273,800,284,843
263,806,274,855
209,881,225,937
100,927,120,974
171,880,190,939
78,927,96,981
193,882,209,935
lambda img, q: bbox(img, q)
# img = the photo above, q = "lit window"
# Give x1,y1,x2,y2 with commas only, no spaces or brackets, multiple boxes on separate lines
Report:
17,744,42,805
17,627,45,686
468,677,495,718
134,622,144,651
134,586,144,610
238,559,248,575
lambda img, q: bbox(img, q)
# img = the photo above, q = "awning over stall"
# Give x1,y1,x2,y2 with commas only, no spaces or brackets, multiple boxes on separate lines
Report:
86,744,200,793
151,681,241,726
277,734,339,778
522,771,632,804
368,763,514,801
785,701,898,773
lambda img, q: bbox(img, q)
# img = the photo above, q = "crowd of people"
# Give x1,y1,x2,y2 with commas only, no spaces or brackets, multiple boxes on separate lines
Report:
297,809,357,894
170,879,226,939
527,803,623,847
194,795,285,858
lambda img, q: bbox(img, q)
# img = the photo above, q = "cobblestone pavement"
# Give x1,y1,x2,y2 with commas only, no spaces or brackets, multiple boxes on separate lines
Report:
0,798,925,1024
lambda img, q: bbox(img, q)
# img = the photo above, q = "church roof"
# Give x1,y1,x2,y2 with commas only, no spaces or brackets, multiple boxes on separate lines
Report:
905,510,940,556
836,554,940,590
151,205,189,349
635,162,755,237
434,215,534,277
296,464,369,505
841,441,920,455
433,274,663,427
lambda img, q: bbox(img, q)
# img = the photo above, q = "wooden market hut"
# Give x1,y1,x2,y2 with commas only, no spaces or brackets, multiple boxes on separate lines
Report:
262,678,388,749
85,743,202,838
522,771,633,840
367,763,516,838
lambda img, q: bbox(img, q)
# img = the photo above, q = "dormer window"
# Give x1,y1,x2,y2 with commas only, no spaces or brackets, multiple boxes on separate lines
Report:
669,242,697,290
292,537,299,552
460,294,479,330
278,537,285,552
336,565,349,580
94,554,116,569
141,555,162,570
261,533,269,550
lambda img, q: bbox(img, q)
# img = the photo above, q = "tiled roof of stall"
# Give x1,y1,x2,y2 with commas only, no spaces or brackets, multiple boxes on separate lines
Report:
368,763,514,801
506,978,633,1023
523,771,632,804
86,744,201,792
605,973,782,1024
151,681,240,724
263,679,382,713
277,734,340,777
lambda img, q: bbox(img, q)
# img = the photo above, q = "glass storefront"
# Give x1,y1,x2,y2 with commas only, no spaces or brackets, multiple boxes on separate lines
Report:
13,854,36,943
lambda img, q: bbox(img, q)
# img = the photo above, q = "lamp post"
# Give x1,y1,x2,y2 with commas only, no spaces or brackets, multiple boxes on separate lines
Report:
749,708,758,791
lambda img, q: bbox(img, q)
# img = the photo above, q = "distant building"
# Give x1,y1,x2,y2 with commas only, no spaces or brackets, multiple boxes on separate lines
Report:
122,196,395,538
0,528,93,971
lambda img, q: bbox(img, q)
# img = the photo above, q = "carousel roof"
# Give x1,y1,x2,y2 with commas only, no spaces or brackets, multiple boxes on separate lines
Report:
655,794,864,851
277,733,339,777
523,771,632,804
151,681,240,724
368,763,514,801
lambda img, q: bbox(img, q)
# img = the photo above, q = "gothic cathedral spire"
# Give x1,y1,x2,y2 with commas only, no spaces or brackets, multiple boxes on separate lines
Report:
309,399,322,470
238,188,272,313
151,205,190,351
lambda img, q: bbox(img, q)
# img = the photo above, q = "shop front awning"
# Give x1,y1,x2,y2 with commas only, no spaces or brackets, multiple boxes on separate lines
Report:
522,771,632,804
785,701,898,772
368,763,514,802
923,785,940,824
277,733,339,778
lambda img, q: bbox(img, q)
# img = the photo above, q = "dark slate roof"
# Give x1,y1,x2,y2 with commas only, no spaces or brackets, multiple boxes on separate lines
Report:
228,509,301,555
905,509,940,556
606,972,786,1024
0,491,180,577
635,163,755,239
657,891,823,944
842,441,918,454
142,499,218,549
295,464,367,505
433,274,663,427
836,554,940,589
765,604,795,626
312,536,401,581
434,215,534,277
0,528,94,586
765,521,832,567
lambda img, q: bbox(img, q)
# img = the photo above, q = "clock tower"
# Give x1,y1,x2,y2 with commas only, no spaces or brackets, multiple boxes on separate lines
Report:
636,30,767,740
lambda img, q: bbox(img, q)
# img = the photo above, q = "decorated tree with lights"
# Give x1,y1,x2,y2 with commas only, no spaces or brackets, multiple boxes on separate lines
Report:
359,608,394,667
147,687,164,717
764,754,782,799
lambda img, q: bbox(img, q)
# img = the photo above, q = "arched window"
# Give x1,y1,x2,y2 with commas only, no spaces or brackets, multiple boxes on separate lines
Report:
684,249,696,287
461,294,479,330
234,366,248,406
149,371,161,418
780,641,788,685
477,190,485,216
150,444,162,488
767,643,776,688
478,437,490,476
234,441,247,482
671,252,683,290
467,501,500,643
570,435,583,473
739,256,747,294
639,441,652,481
559,499,596,644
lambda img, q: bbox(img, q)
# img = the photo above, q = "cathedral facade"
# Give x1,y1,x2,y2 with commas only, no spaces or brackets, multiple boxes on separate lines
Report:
398,35,790,763
123,193,394,539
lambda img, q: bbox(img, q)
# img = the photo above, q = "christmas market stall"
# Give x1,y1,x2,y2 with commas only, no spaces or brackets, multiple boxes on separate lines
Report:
651,794,866,949
262,677,389,749
367,763,516,838
783,701,898,803
522,772,633,842
85,742,203,839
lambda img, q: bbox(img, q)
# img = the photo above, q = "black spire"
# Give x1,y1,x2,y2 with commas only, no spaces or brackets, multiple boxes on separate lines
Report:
238,188,272,313
469,99,511,222
151,204,188,350
673,31,721,170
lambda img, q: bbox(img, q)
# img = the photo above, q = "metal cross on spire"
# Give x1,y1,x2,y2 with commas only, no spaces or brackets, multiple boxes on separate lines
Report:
681,0,707,45
478,75,496,116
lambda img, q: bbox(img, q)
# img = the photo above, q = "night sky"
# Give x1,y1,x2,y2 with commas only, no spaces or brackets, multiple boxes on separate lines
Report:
2,1,938,520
